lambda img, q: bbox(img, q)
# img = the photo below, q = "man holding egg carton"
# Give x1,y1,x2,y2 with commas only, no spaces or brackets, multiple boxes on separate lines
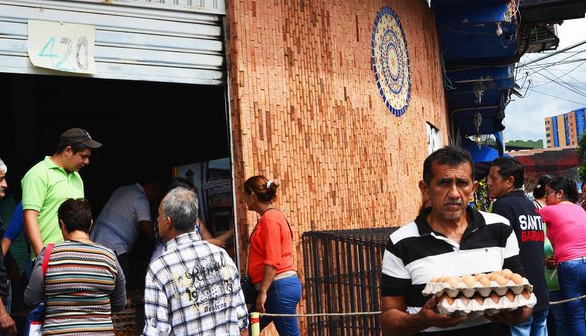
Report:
381,146,532,336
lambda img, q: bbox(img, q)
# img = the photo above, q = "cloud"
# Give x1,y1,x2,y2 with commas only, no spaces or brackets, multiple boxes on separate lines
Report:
504,17,586,142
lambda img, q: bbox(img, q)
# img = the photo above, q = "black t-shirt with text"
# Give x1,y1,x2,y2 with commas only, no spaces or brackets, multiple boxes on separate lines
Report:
492,190,548,313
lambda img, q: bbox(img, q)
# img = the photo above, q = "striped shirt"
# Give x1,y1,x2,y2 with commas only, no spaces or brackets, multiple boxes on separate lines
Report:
142,231,248,336
24,241,127,336
381,207,523,335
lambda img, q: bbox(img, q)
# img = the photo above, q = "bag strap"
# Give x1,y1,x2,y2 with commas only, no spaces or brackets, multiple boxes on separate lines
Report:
243,219,260,275
42,244,54,278
42,243,54,299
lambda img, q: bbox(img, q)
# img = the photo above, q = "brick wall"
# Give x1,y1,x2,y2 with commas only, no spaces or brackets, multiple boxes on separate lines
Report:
226,0,447,333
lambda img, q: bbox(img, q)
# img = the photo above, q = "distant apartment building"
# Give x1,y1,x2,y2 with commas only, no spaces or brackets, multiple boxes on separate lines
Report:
545,107,586,148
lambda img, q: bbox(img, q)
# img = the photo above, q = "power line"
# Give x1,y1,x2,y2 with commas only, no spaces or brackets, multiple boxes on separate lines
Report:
532,59,586,95
517,48,586,82
519,40,586,67
522,57,586,69
531,89,586,105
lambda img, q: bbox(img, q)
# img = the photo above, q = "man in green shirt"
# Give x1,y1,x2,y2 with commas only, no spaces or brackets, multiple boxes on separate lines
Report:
21,128,102,257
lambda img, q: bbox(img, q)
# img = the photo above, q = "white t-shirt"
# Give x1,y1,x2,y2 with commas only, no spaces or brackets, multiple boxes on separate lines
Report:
91,183,151,255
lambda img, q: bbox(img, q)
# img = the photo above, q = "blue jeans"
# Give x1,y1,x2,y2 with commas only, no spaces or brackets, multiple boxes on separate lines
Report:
511,309,548,336
558,257,586,336
548,290,569,336
251,275,301,336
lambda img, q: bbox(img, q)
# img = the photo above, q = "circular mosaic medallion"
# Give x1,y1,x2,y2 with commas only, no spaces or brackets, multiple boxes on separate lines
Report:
372,7,411,117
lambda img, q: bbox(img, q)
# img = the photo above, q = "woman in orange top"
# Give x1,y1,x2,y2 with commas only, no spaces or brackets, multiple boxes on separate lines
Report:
244,175,301,336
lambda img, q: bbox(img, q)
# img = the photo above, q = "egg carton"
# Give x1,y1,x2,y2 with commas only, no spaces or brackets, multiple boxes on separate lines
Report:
436,290,536,317
422,270,533,298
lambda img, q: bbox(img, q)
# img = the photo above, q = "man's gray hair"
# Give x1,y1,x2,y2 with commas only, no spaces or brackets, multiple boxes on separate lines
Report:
162,187,199,233
0,158,7,174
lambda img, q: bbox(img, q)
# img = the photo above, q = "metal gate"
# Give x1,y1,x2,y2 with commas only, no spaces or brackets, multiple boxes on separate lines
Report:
302,227,398,336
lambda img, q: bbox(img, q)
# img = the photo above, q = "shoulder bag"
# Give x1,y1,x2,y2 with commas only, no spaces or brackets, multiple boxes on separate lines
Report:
240,219,259,304
26,243,54,336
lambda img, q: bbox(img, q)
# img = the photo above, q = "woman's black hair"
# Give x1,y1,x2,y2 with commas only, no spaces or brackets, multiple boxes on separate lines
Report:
58,198,93,233
533,174,555,199
546,177,580,203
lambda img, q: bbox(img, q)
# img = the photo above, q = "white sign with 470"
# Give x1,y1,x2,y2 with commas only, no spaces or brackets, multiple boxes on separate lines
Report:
27,20,97,74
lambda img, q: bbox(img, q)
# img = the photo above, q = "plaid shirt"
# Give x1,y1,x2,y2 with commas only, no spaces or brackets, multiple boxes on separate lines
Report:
142,231,248,336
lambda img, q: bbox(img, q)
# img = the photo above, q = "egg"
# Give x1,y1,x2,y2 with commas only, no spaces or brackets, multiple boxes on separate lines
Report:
521,290,531,300
429,277,438,283
510,273,524,285
500,269,513,279
473,295,484,304
439,294,455,305
459,296,471,307
446,276,459,288
493,274,509,286
477,276,491,287
505,290,516,302
489,292,501,304
461,275,476,287
474,273,485,280
488,272,500,281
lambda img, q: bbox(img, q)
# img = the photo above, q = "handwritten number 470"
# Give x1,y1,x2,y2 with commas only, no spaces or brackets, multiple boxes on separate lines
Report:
37,36,89,71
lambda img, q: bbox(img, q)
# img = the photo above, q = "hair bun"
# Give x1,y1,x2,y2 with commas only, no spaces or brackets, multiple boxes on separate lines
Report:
266,179,280,193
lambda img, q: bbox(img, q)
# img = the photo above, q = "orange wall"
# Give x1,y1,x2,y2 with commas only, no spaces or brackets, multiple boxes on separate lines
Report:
557,115,567,148
226,0,447,332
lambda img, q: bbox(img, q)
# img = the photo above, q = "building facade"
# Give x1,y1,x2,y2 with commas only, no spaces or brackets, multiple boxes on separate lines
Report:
0,1,448,334
545,107,586,148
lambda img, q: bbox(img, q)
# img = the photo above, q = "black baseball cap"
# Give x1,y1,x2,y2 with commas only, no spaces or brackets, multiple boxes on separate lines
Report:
59,128,102,149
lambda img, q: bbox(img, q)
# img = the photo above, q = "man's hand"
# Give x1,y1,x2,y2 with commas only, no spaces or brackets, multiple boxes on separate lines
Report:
486,306,532,326
206,238,226,248
381,295,467,336
418,295,468,329
0,310,17,336
545,256,557,270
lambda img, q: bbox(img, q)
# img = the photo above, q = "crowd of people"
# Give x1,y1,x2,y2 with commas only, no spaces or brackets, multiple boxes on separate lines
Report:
0,128,301,336
381,146,586,336
3,129,586,336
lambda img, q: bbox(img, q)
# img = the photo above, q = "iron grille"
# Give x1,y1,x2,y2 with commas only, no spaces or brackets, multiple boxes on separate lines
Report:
302,227,398,336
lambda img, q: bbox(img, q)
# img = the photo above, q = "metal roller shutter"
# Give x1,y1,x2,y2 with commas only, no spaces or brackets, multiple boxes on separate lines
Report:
0,0,225,85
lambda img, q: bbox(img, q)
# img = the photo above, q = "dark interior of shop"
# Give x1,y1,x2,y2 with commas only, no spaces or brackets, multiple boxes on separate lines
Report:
0,72,231,214
0,72,237,330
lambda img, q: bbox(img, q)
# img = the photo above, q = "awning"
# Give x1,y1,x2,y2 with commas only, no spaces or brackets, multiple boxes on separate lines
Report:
461,137,511,180
461,138,502,163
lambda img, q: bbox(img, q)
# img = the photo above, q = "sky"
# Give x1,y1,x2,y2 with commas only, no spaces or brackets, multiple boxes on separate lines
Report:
503,17,586,141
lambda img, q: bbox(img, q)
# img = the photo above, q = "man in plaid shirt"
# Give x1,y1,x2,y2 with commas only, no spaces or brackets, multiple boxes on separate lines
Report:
142,187,248,336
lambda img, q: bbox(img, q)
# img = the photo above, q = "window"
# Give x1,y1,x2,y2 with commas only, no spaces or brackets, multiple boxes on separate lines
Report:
426,122,442,154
